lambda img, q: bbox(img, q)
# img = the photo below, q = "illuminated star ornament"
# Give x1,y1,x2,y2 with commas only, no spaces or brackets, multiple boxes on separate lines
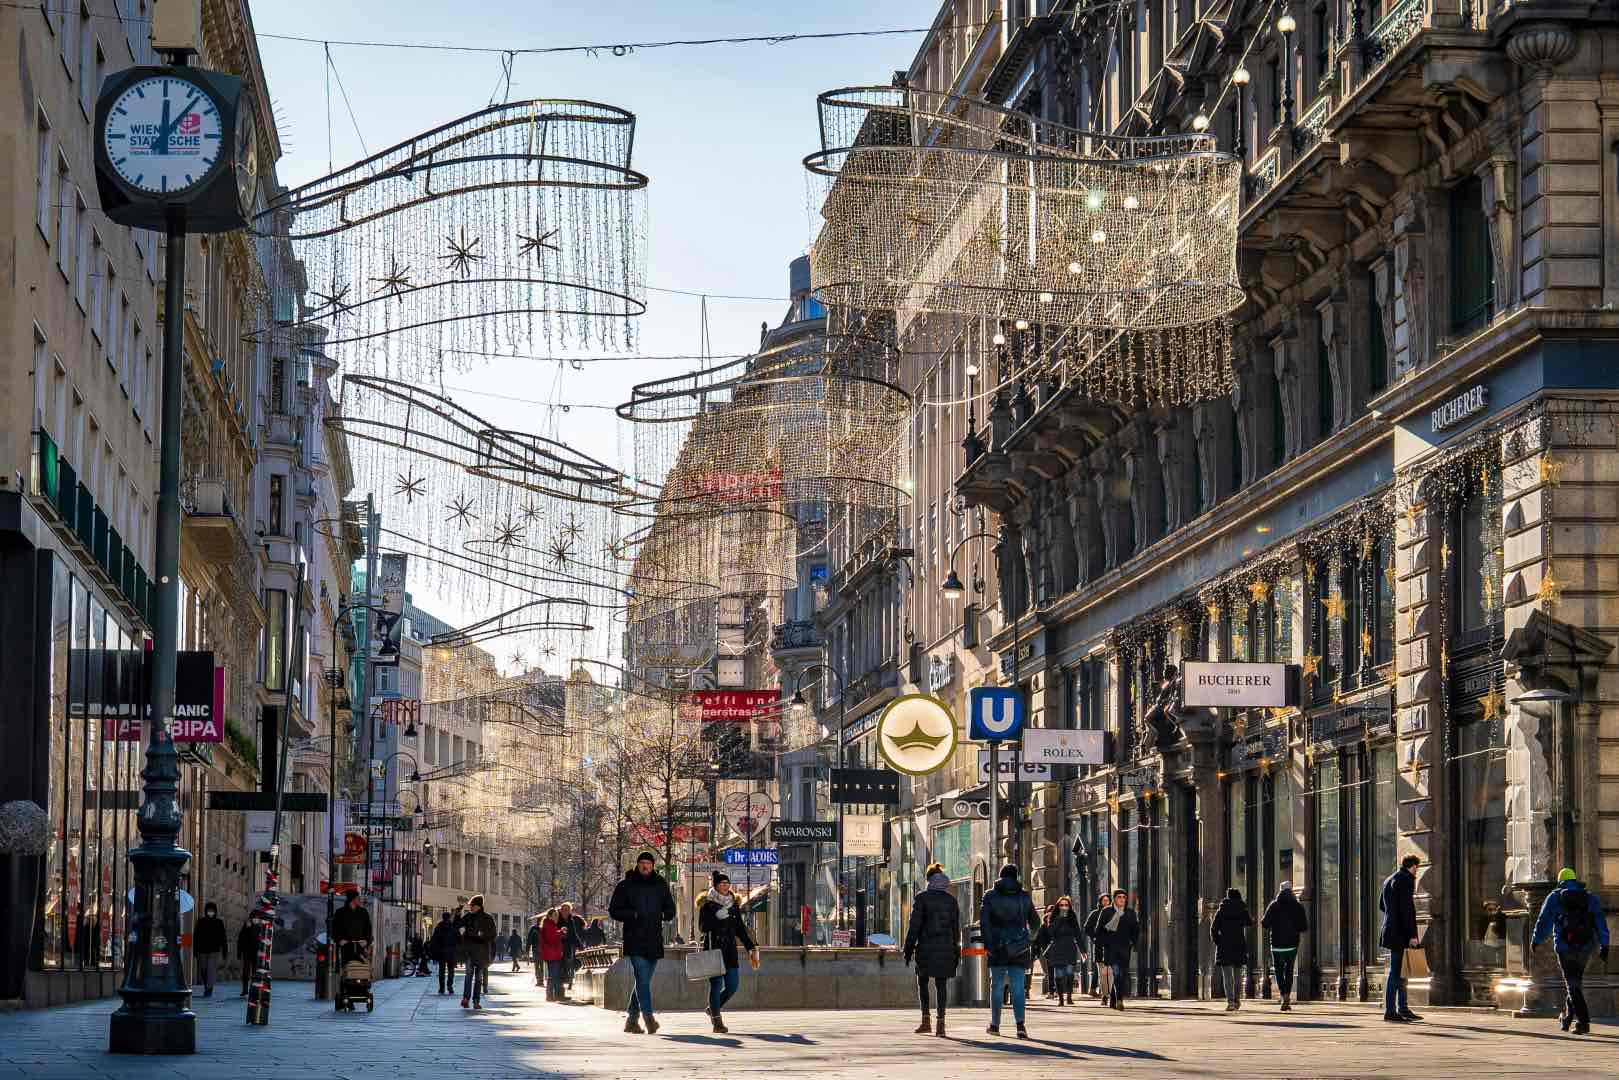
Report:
444,494,478,528
559,513,585,545
370,257,414,301
1481,684,1504,722
1539,567,1564,609
546,534,574,568
393,469,426,504
313,278,353,323
1301,653,1322,679
494,516,524,549
440,226,485,278
1247,579,1270,604
1539,454,1565,487
517,224,560,260
1322,594,1347,621
518,501,543,524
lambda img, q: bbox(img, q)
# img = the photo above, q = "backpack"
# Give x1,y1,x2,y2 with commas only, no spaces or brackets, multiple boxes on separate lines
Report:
1560,893,1595,948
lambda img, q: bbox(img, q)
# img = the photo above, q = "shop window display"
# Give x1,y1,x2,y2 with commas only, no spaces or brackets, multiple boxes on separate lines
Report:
1458,718,1507,970
1315,757,1342,978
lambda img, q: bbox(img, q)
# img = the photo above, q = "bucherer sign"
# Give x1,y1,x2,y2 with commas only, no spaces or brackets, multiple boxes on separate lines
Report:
1180,661,1289,708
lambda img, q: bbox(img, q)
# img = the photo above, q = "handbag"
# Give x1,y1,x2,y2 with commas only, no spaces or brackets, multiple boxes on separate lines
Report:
1402,941,1430,979
686,947,725,981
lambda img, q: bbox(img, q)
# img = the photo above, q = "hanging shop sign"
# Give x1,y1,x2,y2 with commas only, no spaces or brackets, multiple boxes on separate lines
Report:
1229,726,1288,770
1181,661,1295,708
381,698,421,728
90,650,224,742
1065,779,1109,812
371,553,408,666
844,814,886,857
691,690,779,722
1118,763,1163,796
770,821,838,843
941,798,990,821
874,694,958,775
977,751,1052,783
722,847,780,867
721,792,775,842
333,833,368,865
1020,728,1107,766
927,653,956,693
829,768,900,805
967,686,1024,742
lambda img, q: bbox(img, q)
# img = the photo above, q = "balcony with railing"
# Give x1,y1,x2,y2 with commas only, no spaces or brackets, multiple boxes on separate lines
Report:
770,619,824,659
182,477,252,566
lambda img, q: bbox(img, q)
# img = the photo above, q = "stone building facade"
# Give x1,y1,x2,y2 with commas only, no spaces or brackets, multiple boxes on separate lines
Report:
836,0,1619,1013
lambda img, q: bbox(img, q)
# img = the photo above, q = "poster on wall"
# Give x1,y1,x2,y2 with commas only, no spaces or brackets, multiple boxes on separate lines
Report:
372,553,408,666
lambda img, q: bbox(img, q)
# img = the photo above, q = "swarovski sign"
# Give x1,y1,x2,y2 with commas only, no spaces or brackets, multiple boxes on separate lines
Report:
1181,661,1290,708
1430,384,1487,434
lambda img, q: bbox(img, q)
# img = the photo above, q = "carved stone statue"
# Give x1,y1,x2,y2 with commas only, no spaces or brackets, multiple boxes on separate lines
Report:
1139,664,1187,755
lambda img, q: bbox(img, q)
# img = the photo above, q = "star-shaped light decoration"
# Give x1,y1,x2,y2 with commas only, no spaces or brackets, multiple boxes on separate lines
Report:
1247,580,1271,604
509,651,525,671
1439,538,1451,570
393,469,426,504
545,534,574,569
370,257,413,301
559,514,585,546
1539,566,1564,609
1360,532,1375,561
1539,454,1565,488
1405,502,1422,529
541,642,557,660
1360,628,1374,657
1301,653,1322,679
517,224,561,261
312,279,353,323
494,516,524,549
518,501,542,524
1481,684,1504,722
445,494,479,528
1322,593,1347,621
440,226,485,278
1385,560,1398,589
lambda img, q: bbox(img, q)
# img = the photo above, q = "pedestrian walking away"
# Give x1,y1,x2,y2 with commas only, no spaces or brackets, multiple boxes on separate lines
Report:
237,915,258,997
608,851,676,1034
527,914,545,987
457,894,498,1010
508,927,524,973
1211,887,1252,1011
903,862,960,1037
1260,881,1309,1011
429,911,459,995
193,901,227,997
1378,853,1424,1023
583,917,608,949
980,863,1040,1039
1081,893,1110,998
697,871,758,1033
540,909,567,1001
1034,895,1082,1006
1532,867,1611,1035
1094,890,1139,1010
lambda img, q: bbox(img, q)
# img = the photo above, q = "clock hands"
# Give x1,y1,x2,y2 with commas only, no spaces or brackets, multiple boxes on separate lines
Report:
154,95,202,156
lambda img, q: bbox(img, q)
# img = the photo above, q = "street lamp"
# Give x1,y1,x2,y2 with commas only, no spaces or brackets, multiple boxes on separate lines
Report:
1277,12,1296,130
1232,65,1250,162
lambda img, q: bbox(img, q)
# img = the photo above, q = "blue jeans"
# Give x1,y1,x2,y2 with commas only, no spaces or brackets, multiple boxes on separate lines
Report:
1384,949,1408,1015
989,965,1027,1028
545,959,564,999
625,954,657,1019
1051,963,1074,988
708,966,740,1013
461,956,487,1003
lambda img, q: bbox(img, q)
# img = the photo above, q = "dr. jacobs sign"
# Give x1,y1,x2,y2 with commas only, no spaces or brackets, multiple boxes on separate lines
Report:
1180,661,1293,708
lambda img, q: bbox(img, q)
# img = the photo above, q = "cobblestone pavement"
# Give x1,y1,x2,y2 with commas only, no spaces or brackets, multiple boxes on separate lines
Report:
2,971,1614,1079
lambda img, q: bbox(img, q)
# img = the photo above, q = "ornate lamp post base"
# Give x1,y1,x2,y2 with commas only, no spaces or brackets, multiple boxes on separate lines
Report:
108,1002,196,1055
109,838,196,1054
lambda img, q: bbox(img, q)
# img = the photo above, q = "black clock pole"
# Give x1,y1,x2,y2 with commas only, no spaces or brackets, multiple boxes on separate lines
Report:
108,63,196,1056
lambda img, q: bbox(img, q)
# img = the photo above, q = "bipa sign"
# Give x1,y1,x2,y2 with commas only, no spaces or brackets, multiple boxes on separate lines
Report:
96,651,224,742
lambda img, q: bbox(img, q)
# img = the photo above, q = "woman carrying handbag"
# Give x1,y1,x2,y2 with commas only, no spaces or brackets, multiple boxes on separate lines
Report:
696,871,758,1033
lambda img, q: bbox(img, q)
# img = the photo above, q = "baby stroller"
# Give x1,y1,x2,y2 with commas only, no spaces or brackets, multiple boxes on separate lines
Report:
335,941,373,1012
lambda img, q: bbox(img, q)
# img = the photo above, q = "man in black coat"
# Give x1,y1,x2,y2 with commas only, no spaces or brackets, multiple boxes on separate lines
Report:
1378,853,1423,1023
1260,881,1309,1010
1095,890,1140,1010
429,911,459,994
979,864,1040,1038
903,862,961,1036
607,852,675,1034
1081,893,1110,997
193,902,227,997
456,894,498,1009
1210,888,1253,1011
237,917,258,997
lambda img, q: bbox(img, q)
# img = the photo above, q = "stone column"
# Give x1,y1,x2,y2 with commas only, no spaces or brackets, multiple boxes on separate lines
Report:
1231,349,1275,487
1390,198,1431,377
1090,445,1131,571
1271,319,1304,463
1156,411,1199,532
1317,289,1350,436
1048,479,1079,597
1066,469,1100,586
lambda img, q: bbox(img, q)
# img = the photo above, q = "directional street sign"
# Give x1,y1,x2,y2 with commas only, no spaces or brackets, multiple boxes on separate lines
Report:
968,686,1024,741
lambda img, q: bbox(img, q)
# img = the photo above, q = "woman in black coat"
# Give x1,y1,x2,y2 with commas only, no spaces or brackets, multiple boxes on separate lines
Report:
903,862,961,1036
696,872,757,1033
1211,887,1253,1011
1261,882,1309,1010
1033,896,1083,1005
1080,893,1110,998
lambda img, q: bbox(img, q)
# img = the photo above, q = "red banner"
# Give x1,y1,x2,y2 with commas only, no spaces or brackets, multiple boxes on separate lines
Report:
690,690,779,723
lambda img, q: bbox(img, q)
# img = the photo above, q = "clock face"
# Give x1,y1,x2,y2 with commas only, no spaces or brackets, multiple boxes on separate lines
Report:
102,75,224,196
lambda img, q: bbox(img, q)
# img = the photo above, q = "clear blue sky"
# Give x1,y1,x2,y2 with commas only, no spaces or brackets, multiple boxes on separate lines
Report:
249,0,938,646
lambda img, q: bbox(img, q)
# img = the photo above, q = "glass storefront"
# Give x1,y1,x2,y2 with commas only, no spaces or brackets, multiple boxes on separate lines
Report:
1458,718,1507,971
1312,739,1398,998
40,560,143,973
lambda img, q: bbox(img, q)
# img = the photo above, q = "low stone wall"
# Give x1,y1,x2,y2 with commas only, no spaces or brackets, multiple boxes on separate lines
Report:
579,947,920,1011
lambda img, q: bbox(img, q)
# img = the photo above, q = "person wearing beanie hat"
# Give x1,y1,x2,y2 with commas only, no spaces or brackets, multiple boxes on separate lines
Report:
903,862,961,1036
1211,887,1253,1011
1533,867,1610,1034
979,860,1039,1038
608,850,676,1034
1261,881,1309,1011
697,870,757,1033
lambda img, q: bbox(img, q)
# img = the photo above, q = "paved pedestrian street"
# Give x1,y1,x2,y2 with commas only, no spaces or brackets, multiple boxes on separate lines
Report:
1,971,1613,1080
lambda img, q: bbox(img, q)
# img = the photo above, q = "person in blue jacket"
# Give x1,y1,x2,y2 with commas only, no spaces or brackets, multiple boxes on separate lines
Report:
1531,867,1610,1035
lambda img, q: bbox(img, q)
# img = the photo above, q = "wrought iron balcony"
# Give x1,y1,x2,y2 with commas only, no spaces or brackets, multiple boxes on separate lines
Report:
770,619,823,654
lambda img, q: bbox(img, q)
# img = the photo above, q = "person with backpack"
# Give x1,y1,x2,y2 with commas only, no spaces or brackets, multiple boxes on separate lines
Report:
1210,887,1253,1012
1033,895,1083,1006
1260,881,1309,1011
1532,867,1611,1035
979,864,1040,1039
902,861,960,1037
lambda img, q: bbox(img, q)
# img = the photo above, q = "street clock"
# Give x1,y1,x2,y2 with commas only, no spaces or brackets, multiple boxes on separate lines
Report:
94,66,256,233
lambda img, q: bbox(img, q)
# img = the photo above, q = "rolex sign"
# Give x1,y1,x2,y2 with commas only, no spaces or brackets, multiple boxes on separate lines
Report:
875,694,957,776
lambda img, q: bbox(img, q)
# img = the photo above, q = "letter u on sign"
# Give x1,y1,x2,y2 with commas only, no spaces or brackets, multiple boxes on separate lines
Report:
969,686,1024,741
